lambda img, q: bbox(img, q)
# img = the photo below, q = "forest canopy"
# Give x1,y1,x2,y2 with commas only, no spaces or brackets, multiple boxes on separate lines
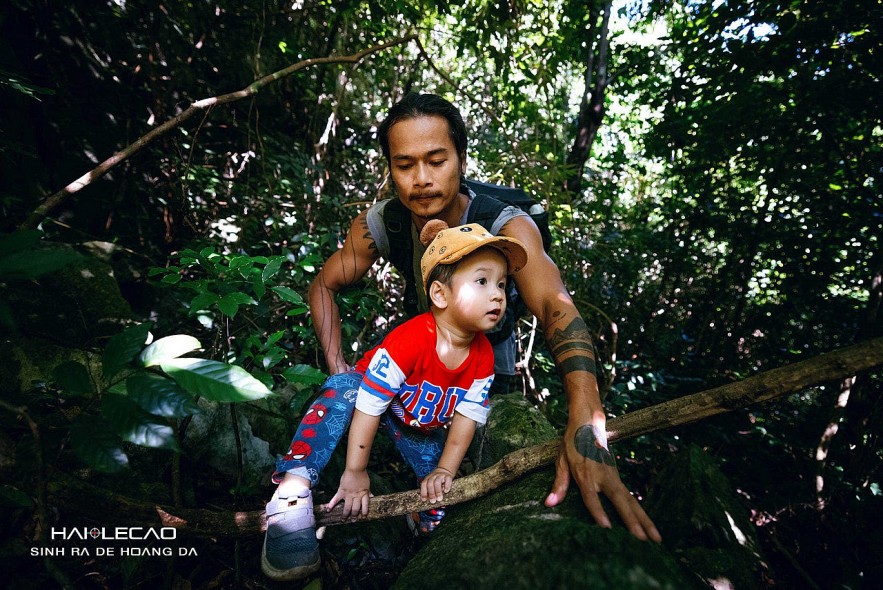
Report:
1,0,881,588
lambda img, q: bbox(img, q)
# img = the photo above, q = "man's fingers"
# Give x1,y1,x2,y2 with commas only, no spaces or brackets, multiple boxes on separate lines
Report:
578,484,612,529
544,451,571,507
607,488,648,540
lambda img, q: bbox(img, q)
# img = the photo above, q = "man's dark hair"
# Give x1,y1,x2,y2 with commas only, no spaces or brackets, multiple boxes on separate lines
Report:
378,93,468,164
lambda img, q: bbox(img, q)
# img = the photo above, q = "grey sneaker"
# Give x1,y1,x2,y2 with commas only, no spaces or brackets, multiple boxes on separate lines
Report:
261,488,321,581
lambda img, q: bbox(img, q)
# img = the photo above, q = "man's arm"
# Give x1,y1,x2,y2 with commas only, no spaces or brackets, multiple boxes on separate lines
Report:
308,209,379,374
500,215,661,542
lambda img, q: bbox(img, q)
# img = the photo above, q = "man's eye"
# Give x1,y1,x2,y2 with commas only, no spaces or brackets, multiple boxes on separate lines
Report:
397,164,413,170
430,160,446,167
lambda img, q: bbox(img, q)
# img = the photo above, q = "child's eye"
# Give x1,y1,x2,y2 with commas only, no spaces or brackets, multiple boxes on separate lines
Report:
476,278,487,285
497,281,506,289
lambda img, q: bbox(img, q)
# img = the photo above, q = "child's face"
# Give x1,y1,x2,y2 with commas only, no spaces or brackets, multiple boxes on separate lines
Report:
445,248,508,333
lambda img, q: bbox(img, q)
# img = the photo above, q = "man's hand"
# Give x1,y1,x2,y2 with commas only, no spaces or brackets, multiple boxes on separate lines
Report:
420,467,454,504
544,423,662,543
328,468,371,519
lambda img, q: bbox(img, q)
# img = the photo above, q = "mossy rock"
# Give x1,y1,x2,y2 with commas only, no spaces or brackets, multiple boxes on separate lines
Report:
395,469,704,590
645,445,765,588
5,245,131,346
0,337,101,395
471,393,559,469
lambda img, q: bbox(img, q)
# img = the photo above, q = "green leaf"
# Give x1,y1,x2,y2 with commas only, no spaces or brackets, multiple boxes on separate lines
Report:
0,484,34,508
217,296,239,317
252,274,266,300
0,230,42,255
102,322,153,380
139,335,202,366
218,292,257,318
286,306,308,317
282,364,327,386
262,257,284,282
189,291,219,313
70,415,129,473
101,394,179,450
160,358,273,402
126,372,199,418
52,361,93,396
272,286,305,305
0,247,80,279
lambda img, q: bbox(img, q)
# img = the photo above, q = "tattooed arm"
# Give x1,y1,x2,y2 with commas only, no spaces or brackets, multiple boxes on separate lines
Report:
501,216,661,543
308,209,379,374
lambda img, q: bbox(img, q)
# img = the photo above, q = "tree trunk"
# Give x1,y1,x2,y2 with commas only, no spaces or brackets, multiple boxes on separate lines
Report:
563,0,612,197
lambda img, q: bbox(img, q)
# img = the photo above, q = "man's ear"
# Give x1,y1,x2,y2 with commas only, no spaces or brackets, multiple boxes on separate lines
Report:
459,153,467,177
428,280,449,309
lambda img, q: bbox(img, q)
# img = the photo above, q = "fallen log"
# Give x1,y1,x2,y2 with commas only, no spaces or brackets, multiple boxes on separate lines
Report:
48,336,883,536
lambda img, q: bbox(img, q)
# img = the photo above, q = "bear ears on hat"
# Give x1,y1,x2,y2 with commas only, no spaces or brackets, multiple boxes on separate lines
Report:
419,219,449,247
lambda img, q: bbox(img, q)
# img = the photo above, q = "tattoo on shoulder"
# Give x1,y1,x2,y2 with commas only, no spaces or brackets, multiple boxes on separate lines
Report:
574,425,615,467
548,317,597,377
357,216,377,251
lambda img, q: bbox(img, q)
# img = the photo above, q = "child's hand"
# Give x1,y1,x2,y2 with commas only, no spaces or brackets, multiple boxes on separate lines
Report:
420,467,454,504
328,468,371,518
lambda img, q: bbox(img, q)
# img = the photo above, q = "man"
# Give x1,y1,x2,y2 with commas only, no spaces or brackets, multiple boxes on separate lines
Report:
307,92,661,542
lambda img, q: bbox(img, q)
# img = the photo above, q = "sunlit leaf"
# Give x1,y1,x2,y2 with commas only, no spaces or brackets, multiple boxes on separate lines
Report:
160,358,273,402
139,335,202,366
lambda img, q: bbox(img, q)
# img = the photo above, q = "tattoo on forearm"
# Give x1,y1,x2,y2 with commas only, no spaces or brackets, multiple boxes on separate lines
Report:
574,425,615,467
548,317,597,377
558,355,597,376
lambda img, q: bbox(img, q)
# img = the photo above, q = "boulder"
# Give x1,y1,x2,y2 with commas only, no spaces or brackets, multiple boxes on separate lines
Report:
645,445,766,589
182,398,275,486
396,394,704,590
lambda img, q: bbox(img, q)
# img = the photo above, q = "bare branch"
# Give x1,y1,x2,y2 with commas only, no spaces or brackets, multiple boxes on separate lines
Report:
19,33,417,231
47,336,883,537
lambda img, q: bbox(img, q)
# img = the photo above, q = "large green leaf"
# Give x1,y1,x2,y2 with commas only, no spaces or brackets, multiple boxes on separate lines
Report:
102,322,153,380
160,358,273,402
126,372,200,418
138,335,202,367
282,364,328,386
101,394,179,450
70,415,129,473
52,360,93,396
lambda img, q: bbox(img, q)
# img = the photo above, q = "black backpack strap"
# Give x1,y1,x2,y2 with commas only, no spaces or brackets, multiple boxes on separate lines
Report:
465,192,509,233
381,199,420,317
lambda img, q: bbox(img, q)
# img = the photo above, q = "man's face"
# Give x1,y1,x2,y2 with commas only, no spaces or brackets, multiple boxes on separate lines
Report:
387,115,465,220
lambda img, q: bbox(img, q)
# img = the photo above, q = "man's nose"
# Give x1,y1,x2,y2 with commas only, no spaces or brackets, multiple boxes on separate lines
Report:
414,162,432,187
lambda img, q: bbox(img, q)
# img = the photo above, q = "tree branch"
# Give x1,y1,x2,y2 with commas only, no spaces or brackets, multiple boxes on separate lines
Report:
19,33,417,231
47,336,883,537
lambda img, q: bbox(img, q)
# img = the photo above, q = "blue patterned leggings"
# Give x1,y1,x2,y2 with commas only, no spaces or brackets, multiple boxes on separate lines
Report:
274,371,449,486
